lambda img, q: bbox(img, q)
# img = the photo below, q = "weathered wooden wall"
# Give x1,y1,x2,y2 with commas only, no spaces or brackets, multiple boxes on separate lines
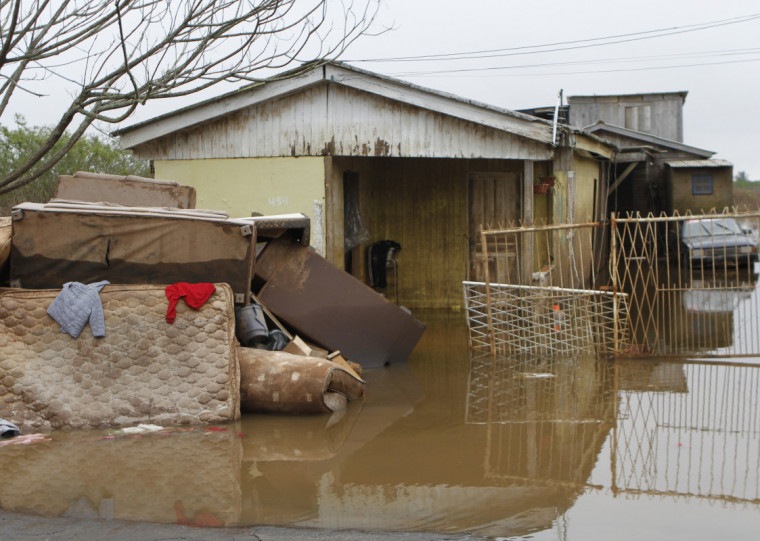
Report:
328,157,528,310
131,84,552,162
569,93,686,142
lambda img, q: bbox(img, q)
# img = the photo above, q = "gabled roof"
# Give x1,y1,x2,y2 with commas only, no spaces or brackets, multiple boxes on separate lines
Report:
584,121,714,158
115,61,562,150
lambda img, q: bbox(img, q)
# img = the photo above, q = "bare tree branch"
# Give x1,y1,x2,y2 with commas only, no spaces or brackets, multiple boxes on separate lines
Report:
0,0,382,191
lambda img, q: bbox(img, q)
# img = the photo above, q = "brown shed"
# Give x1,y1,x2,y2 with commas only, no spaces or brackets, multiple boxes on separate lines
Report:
665,159,734,214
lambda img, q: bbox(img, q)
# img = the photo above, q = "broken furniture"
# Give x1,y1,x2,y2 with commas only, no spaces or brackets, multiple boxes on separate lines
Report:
10,202,256,303
237,212,311,247
55,171,197,209
238,348,365,414
255,234,426,368
0,283,241,429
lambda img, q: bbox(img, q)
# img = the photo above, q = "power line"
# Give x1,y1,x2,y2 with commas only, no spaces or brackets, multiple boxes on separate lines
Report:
345,12,760,63
391,56,760,79
386,48,760,77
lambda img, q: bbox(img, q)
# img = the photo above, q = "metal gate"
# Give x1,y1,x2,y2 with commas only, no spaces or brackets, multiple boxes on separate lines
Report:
611,210,760,357
463,221,629,358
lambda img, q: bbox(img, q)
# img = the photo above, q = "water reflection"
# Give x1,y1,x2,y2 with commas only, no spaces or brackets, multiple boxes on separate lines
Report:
1,311,759,539
626,263,760,355
613,360,760,504
0,426,244,525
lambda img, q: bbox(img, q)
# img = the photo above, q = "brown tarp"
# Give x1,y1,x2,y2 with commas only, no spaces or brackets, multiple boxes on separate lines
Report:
55,171,197,208
10,202,255,301
238,347,365,414
0,283,241,429
256,234,426,367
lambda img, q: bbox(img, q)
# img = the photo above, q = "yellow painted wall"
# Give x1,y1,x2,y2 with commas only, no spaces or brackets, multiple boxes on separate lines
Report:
573,154,600,223
154,157,326,219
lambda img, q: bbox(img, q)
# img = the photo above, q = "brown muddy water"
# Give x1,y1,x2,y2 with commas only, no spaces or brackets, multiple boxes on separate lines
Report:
1,310,760,540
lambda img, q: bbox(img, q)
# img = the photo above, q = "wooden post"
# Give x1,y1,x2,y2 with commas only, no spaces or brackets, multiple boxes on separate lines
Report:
323,156,344,267
610,212,619,353
522,160,534,285
481,228,496,356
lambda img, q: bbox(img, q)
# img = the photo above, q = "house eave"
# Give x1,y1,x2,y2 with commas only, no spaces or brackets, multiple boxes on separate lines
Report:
115,61,559,151
585,122,714,158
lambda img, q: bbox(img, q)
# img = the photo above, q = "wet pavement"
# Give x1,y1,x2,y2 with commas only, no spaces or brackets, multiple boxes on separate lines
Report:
2,308,760,540
0,509,486,541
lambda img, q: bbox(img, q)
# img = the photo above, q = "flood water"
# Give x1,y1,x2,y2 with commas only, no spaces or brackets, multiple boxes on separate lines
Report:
2,309,760,539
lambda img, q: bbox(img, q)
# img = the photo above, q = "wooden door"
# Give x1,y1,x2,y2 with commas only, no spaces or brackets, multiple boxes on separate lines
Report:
468,172,521,283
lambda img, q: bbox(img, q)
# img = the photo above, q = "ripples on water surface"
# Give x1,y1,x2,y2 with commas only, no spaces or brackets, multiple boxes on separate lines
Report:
1,310,759,539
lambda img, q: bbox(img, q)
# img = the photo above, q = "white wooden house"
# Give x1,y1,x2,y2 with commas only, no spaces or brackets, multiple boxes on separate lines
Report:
115,61,615,309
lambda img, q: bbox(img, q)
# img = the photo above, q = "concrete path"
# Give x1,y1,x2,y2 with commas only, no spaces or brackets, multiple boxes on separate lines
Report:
0,511,489,541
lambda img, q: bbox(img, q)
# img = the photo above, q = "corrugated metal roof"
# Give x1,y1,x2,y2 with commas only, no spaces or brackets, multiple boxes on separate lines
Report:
664,159,733,168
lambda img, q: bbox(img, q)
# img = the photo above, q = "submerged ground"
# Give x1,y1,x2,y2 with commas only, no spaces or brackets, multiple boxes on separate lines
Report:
1,305,760,540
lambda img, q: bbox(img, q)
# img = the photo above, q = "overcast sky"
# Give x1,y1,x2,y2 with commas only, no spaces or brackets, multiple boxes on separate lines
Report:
338,0,760,177
8,0,760,178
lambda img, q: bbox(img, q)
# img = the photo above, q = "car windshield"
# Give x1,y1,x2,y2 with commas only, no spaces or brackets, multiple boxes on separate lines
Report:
682,218,744,238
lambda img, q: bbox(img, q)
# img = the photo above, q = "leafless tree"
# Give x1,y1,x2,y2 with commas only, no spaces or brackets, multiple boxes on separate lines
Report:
0,0,381,193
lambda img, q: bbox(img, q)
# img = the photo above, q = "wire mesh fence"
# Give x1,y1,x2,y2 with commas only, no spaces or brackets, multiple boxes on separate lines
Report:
460,210,760,505
463,281,628,357
463,221,628,358
465,210,760,359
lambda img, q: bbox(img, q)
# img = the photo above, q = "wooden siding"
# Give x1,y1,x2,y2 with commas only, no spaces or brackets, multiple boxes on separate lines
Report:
131,84,552,162
328,157,532,310
574,154,600,224
569,93,685,142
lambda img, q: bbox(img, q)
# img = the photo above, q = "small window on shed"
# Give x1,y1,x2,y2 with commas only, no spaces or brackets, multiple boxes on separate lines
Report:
692,174,713,195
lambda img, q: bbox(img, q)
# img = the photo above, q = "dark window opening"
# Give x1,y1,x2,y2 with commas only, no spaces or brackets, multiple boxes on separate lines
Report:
692,174,713,195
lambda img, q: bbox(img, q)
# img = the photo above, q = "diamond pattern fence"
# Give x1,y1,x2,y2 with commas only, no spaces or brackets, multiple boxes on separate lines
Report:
611,210,760,357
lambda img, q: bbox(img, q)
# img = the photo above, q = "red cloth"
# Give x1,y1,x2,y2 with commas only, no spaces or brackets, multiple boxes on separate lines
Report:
165,283,216,323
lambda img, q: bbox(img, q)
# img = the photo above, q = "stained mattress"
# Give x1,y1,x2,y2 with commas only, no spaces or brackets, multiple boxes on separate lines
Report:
9,202,255,301
0,283,240,430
